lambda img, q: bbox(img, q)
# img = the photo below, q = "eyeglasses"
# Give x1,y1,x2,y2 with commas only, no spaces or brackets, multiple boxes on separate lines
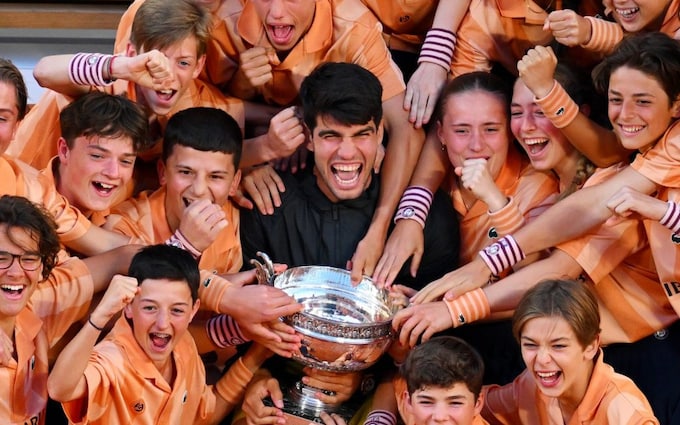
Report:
0,251,42,271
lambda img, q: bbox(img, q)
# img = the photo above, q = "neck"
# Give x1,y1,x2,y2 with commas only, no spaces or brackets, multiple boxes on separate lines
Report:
156,355,175,386
558,359,595,422
554,151,581,194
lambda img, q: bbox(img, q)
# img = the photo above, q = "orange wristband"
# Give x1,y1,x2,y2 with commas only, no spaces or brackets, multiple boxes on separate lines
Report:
444,288,490,328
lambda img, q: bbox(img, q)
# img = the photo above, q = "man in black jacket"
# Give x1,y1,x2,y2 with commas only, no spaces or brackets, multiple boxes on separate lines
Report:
241,62,460,291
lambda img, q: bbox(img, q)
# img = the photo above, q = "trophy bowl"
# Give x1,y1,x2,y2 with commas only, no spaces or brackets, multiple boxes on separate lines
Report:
272,265,399,372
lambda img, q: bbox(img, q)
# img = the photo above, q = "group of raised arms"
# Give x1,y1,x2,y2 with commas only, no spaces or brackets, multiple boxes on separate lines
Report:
0,0,678,424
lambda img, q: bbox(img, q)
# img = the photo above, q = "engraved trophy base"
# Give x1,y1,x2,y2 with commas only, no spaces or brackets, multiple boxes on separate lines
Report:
264,380,356,424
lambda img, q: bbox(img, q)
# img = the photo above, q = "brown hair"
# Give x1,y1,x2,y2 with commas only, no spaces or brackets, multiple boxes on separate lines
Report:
512,279,600,348
0,58,27,119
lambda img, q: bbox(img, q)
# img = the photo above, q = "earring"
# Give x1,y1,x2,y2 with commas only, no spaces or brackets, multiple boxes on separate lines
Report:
441,144,446,151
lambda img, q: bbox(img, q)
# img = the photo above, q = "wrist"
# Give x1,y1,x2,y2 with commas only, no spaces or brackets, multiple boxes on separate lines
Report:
443,288,490,328
88,314,106,332
478,235,525,276
68,53,116,87
418,28,456,72
660,201,680,234
166,229,202,259
394,186,434,228
364,410,397,425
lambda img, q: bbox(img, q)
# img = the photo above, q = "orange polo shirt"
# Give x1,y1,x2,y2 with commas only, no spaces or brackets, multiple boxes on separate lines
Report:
202,0,405,103
104,186,242,275
61,316,217,425
359,0,437,53
444,146,558,264
1,258,93,425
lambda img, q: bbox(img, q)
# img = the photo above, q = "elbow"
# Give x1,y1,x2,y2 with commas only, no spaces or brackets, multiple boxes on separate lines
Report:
33,58,53,88
47,376,67,402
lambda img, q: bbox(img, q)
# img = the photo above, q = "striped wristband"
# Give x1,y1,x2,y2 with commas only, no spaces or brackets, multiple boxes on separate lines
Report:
364,410,397,425
206,314,250,347
478,235,525,276
166,229,202,260
68,53,116,87
417,28,457,71
394,186,434,228
660,201,680,234
444,288,490,327
535,81,579,129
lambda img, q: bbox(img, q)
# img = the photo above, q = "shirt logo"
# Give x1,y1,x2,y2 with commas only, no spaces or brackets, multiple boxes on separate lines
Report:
671,233,680,244
488,227,498,239
399,15,410,23
132,400,145,414
29,355,35,370
202,276,213,287
182,390,188,404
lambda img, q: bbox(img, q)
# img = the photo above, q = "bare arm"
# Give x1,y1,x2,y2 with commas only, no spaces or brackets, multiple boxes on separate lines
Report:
65,225,132,257
405,0,471,127
48,276,139,402
34,51,173,98
81,244,142,292
350,94,425,282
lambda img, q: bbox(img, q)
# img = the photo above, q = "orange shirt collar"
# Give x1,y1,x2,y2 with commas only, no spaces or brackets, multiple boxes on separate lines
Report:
496,0,548,25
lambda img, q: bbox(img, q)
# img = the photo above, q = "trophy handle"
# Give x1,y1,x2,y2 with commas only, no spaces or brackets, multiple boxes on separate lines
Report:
250,251,276,285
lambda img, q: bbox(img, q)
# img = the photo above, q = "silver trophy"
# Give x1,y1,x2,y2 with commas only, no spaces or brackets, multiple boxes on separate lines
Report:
251,252,400,423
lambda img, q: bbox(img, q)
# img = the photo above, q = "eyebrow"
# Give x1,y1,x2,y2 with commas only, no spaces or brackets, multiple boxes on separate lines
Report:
609,89,656,98
175,164,231,174
139,298,191,307
86,143,136,157
317,125,376,138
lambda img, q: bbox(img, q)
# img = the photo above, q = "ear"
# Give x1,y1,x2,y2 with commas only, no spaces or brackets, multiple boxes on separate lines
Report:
377,119,385,143
583,334,600,361
190,298,201,322
124,303,133,319
157,159,167,186
306,124,315,152
474,391,485,416
671,96,680,118
436,121,446,149
193,54,206,79
229,169,242,197
57,137,70,163
126,42,137,58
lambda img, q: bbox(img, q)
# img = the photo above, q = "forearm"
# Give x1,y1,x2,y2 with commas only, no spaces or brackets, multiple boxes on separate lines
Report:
485,250,582,312
82,245,142,293
408,130,449,193
431,0,469,31
34,54,90,97
67,225,131,257
47,317,101,402
241,134,278,167
374,98,425,234
558,114,629,167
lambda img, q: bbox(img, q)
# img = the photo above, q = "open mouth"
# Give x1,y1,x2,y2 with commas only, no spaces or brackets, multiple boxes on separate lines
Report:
156,89,177,103
150,332,172,350
536,370,561,386
92,181,117,195
182,197,194,208
268,24,294,44
331,163,361,186
1,284,25,299
523,137,549,155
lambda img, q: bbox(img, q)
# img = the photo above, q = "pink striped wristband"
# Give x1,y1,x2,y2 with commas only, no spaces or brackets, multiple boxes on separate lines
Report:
394,186,433,228
166,229,202,260
206,314,250,348
68,53,115,87
660,201,680,234
417,28,457,71
478,235,525,276
364,410,397,425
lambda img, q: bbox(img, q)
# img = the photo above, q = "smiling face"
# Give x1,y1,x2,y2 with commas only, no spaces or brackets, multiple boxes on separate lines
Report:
128,36,205,117
603,0,671,33
608,66,680,151
406,383,483,425
251,0,316,52
0,81,20,155
520,316,598,407
124,278,199,371
0,225,42,321
159,145,240,231
309,115,382,203
510,80,577,173
57,135,136,214
437,90,510,180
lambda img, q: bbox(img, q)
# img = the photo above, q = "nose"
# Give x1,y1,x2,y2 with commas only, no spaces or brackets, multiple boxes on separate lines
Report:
520,112,536,133
468,130,484,152
336,137,358,158
536,346,552,365
432,403,448,423
190,176,209,198
619,99,635,119
156,309,170,329
269,0,285,19
5,256,24,275
102,158,120,179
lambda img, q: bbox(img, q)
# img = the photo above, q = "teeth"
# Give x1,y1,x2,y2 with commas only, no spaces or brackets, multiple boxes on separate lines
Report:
151,332,171,340
1,284,23,291
159,89,173,95
620,125,644,133
537,371,558,378
524,138,548,145
616,7,639,17
333,164,360,172
96,182,114,189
